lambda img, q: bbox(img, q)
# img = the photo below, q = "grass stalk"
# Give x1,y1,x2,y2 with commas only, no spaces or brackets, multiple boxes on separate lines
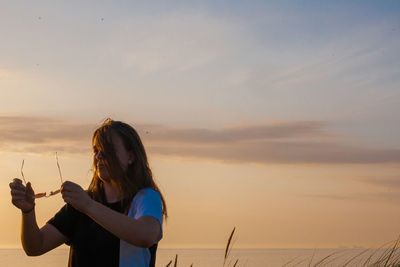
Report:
384,236,400,267
223,227,236,266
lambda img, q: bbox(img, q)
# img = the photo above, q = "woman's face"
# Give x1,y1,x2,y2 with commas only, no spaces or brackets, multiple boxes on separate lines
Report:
93,131,133,182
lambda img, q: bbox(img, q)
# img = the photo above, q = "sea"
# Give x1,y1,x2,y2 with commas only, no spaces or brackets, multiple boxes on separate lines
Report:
0,247,391,267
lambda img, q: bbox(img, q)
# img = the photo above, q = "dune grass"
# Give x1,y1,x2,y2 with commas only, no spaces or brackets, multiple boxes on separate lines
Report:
165,229,400,266
283,235,400,267
164,227,239,267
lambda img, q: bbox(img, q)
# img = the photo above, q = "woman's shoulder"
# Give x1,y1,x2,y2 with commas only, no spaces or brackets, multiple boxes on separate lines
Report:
131,188,161,207
135,188,160,199
128,188,162,217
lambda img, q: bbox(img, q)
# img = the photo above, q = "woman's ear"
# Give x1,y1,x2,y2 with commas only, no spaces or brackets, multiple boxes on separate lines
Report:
128,152,134,164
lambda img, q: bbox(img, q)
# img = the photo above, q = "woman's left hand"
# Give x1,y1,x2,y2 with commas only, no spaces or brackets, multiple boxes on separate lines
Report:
61,181,93,214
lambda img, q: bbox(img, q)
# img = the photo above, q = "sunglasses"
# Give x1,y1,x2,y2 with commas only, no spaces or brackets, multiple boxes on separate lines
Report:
21,152,64,198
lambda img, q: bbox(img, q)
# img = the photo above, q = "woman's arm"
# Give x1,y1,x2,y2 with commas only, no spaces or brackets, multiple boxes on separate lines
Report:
22,211,66,256
10,179,67,256
21,209,43,255
61,181,161,248
88,201,161,248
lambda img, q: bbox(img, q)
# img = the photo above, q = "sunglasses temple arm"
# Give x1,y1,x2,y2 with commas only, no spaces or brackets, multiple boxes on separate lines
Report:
56,152,63,184
21,159,27,185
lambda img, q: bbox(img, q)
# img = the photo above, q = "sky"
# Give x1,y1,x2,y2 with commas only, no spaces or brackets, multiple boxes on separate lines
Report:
1,1,400,249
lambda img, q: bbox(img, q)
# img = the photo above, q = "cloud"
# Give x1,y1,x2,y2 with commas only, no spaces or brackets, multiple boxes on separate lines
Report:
296,193,358,201
0,116,93,143
361,176,400,190
1,115,399,164
147,141,400,164
0,116,94,154
302,176,400,204
297,191,400,203
140,121,329,144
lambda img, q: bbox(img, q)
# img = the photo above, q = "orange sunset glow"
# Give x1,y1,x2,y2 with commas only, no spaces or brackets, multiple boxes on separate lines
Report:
1,1,400,256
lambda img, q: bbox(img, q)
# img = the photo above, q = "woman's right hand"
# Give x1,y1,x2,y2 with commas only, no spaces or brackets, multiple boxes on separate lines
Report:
9,178,35,213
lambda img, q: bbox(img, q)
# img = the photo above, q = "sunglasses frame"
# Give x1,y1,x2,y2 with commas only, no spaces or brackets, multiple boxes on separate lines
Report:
21,152,64,199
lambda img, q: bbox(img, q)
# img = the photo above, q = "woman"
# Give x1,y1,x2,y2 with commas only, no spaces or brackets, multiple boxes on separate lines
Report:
9,119,167,267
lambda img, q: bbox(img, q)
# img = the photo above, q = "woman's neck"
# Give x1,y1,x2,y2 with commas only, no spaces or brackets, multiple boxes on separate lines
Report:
103,181,121,203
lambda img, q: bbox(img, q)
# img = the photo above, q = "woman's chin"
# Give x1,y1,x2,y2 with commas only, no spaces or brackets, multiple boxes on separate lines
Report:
97,171,111,183
99,176,111,183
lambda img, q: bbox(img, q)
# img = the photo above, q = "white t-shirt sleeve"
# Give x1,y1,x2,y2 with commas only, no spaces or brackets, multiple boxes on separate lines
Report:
131,189,163,235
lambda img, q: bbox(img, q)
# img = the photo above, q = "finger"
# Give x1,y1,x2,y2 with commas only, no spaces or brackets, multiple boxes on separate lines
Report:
62,189,80,196
11,195,28,201
13,178,22,184
61,191,72,199
62,181,76,190
26,182,35,194
10,181,25,187
61,190,77,198
62,181,73,187
61,182,68,191
61,184,76,192
12,195,31,201
11,189,26,196
10,188,26,195
62,181,80,189
11,190,35,199
9,183,26,190
62,196,73,204
10,181,25,188
60,186,68,193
